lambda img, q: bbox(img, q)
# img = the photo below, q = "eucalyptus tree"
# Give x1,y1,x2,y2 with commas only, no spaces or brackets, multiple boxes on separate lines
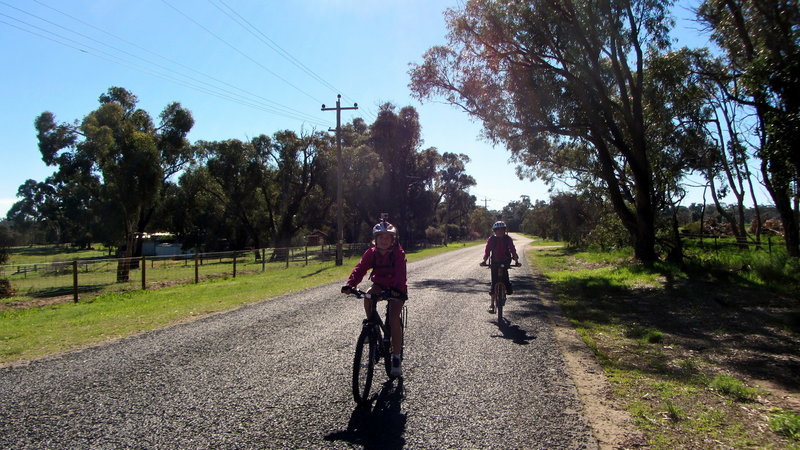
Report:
33,87,195,280
410,0,700,263
367,103,441,244
256,130,330,248
435,152,477,240
696,0,800,256
184,139,269,250
690,52,763,244
368,103,423,237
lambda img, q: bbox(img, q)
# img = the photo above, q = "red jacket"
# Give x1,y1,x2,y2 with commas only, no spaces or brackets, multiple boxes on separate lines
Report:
347,243,407,293
483,234,518,262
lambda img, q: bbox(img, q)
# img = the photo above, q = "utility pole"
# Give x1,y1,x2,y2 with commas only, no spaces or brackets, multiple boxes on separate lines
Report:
322,94,358,265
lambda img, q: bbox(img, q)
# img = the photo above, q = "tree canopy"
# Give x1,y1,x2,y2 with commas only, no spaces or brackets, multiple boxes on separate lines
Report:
409,0,700,263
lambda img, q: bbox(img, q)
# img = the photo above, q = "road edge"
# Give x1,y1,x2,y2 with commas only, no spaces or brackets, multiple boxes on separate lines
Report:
524,249,646,449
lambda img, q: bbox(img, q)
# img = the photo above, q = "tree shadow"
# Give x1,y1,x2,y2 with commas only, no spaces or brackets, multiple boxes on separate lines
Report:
299,266,335,278
324,378,406,448
544,267,800,391
409,278,488,295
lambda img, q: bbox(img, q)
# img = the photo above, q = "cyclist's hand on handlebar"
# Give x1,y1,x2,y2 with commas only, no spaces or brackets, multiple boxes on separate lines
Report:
341,285,353,294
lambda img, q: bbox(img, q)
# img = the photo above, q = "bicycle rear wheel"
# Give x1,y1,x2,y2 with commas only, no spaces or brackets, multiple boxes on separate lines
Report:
495,282,506,322
383,308,406,379
352,328,377,404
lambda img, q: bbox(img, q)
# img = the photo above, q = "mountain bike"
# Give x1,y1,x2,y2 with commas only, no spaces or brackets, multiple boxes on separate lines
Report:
345,288,407,405
481,260,520,322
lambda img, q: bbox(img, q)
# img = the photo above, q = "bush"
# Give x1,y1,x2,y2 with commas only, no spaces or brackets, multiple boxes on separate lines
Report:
425,226,444,244
0,278,15,298
586,214,629,251
709,374,758,402
769,410,800,441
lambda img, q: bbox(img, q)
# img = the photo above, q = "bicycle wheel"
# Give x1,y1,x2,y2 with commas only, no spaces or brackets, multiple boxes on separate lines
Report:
384,306,406,379
495,282,506,322
352,328,377,404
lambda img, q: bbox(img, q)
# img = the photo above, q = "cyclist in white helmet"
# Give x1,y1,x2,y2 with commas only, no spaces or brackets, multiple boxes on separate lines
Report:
481,221,519,313
342,216,408,376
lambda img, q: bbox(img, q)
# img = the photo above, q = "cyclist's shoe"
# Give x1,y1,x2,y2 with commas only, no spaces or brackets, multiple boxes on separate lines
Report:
488,305,496,313
391,355,403,377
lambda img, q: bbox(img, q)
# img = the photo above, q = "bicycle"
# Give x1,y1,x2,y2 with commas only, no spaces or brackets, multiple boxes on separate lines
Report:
480,260,520,322
345,288,407,405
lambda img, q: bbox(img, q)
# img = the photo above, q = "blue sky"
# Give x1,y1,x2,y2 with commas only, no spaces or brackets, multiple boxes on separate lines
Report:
0,0,770,218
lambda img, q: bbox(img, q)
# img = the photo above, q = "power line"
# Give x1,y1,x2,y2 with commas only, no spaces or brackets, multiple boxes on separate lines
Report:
205,0,373,123
161,0,325,107
0,2,330,126
28,0,327,124
209,0,343,97
0,15,328,126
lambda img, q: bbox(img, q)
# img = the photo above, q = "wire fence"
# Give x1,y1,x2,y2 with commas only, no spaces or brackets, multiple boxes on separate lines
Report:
1,243,375,304
680,234,783,254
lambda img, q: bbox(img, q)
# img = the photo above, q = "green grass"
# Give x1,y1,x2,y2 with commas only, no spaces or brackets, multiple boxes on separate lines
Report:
708,374,759,402
769,410,800,442
5,244,113,265
527,243,800,449
1,242,478,366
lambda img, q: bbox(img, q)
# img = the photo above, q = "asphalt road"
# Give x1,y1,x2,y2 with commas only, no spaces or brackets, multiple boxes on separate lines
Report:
0,234,597,449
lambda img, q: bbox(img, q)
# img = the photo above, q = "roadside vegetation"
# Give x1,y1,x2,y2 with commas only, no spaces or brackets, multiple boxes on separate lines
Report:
0,242,476,366
528,239,800,448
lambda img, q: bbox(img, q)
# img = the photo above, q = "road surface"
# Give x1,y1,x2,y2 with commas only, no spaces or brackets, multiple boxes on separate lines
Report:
0,234,596,448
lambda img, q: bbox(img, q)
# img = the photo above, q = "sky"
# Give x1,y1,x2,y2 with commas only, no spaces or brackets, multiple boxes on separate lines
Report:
0,0,771,219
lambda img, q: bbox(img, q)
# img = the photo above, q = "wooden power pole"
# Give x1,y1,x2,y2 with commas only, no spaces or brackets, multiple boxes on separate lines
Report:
322,94,358,265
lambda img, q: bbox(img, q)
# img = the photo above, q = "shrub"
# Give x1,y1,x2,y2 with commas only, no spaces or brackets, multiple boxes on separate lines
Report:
709,374,758,402
0,278,14,298
769,410,800,441
425,226,444,244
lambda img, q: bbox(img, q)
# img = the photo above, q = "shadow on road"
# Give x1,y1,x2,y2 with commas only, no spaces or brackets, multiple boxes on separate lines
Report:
324,379,406,449
493,319,537,345
409,277,487,295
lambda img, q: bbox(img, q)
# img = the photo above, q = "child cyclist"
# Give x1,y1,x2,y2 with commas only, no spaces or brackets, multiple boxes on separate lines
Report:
341,216,408,377
480,221,519,313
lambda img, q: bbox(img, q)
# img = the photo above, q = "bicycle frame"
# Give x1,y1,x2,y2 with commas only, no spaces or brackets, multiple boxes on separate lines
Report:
348,289,406,404
482,260,519,322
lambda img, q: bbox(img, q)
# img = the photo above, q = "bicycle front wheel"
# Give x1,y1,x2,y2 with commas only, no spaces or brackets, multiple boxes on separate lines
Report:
352,329,377,404
495,282,506,322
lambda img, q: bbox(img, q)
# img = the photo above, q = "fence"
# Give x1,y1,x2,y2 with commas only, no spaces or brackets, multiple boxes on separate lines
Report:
680,234,781,254
1,243,372,303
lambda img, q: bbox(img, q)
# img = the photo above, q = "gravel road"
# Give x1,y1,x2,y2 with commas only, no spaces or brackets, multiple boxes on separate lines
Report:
0,235,597,449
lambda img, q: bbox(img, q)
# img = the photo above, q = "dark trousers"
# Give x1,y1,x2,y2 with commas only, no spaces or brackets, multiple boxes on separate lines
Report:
490,260,512,294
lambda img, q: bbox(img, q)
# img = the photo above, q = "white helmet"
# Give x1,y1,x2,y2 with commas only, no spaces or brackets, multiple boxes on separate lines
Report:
372,221,397,236
492,221,507,230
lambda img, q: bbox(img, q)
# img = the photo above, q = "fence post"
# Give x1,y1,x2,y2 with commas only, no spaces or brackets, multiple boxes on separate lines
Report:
233,253,237,278
261,248,266,272
305,246,308,266
194,252,199,284
286,247,290,268
141,254,146,290
72,260,78,303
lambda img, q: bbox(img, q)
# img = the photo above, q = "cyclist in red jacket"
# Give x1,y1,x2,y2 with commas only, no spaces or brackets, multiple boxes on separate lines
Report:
481,221,519,313
342,218,408,376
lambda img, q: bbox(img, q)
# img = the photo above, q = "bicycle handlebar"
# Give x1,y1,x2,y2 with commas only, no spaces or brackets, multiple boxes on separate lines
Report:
480,261,521,267
342,287,407,301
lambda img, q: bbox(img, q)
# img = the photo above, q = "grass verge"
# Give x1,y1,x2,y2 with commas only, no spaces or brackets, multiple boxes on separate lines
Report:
528,244,800,449
0,242,477,366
